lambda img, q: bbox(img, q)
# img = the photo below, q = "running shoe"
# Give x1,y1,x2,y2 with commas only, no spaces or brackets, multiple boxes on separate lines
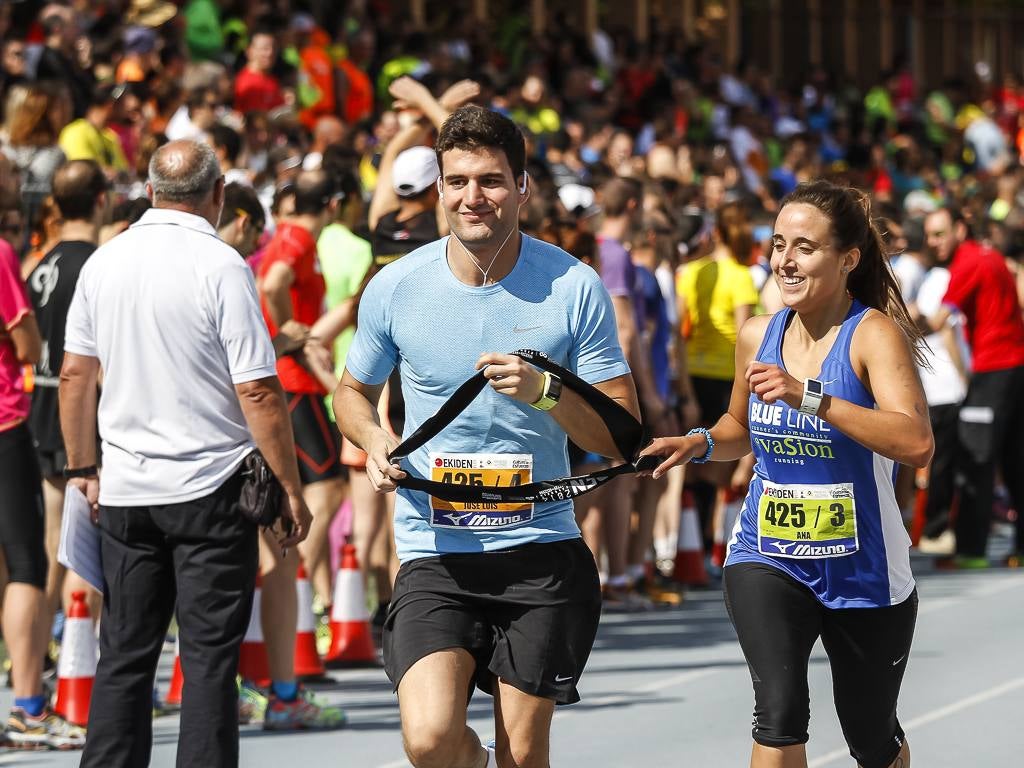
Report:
263,687,347,731
639,579,684,607
5,707,86,750
916,529,955,555
602,584,655,613
484,739,496,766
238,680,268,725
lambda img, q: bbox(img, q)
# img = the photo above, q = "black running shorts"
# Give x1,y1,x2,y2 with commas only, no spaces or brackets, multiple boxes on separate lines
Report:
287,392,343,485
0,424,48,588
36,447,68,480
691,376,734,426
383,537,602,705
724,562,917,768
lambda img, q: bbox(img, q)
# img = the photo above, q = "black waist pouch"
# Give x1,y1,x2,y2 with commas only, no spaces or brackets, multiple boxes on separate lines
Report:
238,451,285,528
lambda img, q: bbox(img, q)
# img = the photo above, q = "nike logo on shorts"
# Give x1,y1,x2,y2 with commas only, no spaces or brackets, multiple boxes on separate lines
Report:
554,674,573,682
892,655,906,666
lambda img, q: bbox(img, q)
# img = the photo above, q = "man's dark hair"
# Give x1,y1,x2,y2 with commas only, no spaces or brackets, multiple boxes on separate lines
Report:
209,123,241,165
436,106,526,181
600,177,642,218
220,182,265,232
52,160,106,220
292,170,336,216
109,197,151,227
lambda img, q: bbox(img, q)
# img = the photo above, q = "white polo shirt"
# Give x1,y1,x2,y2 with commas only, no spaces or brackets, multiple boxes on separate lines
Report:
64,207,277,506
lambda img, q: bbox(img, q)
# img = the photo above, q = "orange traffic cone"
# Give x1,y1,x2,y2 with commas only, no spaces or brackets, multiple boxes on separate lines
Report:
294,559,326,679
54,591,97,726
711,488,743,569
673,492,709,586
238,572,270,685
165,635,183,706
325,544,377,667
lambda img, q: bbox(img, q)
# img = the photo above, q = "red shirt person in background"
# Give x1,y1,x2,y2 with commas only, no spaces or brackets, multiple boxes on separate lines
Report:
920,206,1024,566
255,170,349,725
234,30,285,115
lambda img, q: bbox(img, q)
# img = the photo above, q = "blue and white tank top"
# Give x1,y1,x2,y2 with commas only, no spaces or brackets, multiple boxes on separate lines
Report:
725,300,915,608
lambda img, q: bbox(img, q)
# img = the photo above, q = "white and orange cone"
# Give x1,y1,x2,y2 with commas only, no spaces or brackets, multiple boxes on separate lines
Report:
294,559,326,679
165,635,183,706
54,591,97,727
325,544,377,667
672,492,709,586
711,488,743,569
237,572,270,686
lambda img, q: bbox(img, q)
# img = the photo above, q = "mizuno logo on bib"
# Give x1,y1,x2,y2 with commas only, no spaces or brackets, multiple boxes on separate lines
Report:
429,453,534,529
757,481,858,559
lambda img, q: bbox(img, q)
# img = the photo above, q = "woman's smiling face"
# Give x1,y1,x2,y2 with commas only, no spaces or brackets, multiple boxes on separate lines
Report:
770,202,856,310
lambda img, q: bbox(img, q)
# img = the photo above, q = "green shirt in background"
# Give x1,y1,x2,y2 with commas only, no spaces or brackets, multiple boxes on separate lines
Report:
318,222,372,379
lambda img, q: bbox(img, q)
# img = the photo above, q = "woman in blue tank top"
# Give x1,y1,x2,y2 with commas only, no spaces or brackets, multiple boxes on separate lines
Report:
642,181,933,768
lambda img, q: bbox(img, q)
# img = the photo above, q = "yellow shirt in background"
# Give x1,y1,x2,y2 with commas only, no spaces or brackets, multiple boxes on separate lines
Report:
58,120,128,172
677,253,759,380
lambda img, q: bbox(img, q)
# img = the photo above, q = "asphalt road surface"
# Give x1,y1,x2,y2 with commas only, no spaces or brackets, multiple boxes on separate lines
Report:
4,542,1022,767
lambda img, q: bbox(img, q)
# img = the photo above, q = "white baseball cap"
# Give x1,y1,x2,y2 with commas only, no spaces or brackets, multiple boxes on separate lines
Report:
392,146,440,198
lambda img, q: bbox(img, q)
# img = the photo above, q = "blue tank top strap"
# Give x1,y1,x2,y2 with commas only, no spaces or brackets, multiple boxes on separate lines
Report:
830,300,871,364
755,308,792,364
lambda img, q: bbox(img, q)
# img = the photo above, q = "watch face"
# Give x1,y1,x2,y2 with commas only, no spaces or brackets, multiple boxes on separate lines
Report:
806,379,824,396
548,375,563,401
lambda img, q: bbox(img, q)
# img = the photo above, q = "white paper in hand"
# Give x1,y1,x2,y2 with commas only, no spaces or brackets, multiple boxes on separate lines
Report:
57,485,104,594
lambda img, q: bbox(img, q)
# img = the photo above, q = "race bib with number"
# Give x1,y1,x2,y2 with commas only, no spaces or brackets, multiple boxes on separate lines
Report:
429,453,534,529
757,481,858,559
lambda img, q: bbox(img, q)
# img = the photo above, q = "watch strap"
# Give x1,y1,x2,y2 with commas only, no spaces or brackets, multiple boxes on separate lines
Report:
529,372,559,411
62,465,98,479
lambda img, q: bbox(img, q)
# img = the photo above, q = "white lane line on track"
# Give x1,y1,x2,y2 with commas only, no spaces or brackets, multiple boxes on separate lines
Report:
807,676,1024,767
374,667,721,767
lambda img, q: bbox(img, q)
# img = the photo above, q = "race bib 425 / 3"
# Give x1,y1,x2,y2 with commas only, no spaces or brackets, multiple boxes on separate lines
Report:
757,481,858,559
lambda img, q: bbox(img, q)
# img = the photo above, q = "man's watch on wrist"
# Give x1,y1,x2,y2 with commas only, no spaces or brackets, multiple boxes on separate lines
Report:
799,378,825,416
62,465,98,480
529,372,562,412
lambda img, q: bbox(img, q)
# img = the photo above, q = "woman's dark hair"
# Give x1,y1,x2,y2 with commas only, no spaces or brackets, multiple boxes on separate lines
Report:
435,106,526,180
781,181,926,364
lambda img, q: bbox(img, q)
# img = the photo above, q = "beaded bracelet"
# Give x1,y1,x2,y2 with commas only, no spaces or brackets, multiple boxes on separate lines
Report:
687,427,714,464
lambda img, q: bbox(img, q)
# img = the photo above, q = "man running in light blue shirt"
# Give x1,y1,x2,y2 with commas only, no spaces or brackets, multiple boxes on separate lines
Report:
336,105,639,768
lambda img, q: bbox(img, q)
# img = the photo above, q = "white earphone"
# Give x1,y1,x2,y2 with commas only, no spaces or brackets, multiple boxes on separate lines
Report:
436,173,528,198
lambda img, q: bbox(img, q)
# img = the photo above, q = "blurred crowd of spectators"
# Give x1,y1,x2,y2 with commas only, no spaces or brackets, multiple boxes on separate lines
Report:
0,0,1022,587
3,0,1024,269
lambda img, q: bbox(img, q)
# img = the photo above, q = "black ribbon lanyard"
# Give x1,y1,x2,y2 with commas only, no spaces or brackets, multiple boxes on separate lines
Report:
387,349,658,504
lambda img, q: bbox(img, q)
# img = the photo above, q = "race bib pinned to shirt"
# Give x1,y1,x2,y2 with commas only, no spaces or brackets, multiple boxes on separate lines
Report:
429,453,534,529
757,481,858,559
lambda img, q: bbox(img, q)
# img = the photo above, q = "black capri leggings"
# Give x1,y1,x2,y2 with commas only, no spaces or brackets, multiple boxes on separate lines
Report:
0,424,48,588
724,562,917,768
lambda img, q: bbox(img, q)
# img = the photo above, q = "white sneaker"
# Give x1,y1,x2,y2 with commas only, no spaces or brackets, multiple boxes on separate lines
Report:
484,739,496,766
918,529,955,555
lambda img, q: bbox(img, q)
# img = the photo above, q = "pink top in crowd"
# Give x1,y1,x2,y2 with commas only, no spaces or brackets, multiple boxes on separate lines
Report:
0,239,33,432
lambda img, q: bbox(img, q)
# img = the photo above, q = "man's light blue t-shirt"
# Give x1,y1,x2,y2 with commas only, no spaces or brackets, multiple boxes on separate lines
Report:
345,234,629,562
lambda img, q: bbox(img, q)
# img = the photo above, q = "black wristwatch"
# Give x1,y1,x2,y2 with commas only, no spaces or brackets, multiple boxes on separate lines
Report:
62,465,98,479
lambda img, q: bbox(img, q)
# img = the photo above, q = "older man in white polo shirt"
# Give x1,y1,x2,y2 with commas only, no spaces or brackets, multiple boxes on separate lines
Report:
59,139,311,767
